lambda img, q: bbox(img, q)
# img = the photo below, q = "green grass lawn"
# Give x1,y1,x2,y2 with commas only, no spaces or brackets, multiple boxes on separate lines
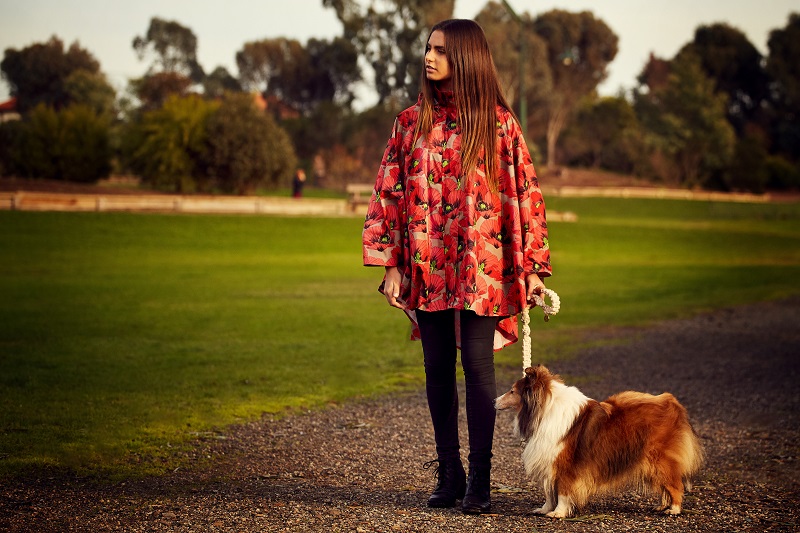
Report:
1,197,798,478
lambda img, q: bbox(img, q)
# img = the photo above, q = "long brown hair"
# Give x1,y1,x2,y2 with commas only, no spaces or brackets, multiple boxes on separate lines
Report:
415,19,516,189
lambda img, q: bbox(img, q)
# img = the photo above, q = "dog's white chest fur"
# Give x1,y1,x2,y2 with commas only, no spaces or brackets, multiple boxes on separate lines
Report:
518,381,589,480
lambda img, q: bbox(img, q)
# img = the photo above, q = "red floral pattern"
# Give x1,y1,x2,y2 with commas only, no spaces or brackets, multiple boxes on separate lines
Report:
362,92,551,349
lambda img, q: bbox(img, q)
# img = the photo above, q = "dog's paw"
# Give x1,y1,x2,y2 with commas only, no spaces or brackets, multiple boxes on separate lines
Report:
546,509,568,519
663,505,681,516
532,506,549,515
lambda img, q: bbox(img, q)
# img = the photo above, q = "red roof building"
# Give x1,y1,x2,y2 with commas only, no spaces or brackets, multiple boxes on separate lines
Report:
0,97,20,122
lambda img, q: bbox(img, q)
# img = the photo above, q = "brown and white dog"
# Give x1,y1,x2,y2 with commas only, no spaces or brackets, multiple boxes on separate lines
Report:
494,365,703,518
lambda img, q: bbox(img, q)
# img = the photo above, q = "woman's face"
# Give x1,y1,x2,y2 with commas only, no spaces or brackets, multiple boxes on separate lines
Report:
425,30,452,89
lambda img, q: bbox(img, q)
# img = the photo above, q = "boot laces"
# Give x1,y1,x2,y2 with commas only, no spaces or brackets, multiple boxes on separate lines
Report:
423,459,459,487
423,459,442,479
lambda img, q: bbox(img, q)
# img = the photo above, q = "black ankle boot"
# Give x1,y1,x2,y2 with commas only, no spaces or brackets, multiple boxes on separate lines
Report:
424,458,467,508
462,465,491,514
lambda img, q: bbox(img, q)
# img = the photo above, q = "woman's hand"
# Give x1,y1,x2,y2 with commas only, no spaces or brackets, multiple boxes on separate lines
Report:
525,273,546,307
383,266,405,309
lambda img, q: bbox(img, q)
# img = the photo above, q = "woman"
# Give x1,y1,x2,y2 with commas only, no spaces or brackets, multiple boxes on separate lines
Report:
362,19,551,514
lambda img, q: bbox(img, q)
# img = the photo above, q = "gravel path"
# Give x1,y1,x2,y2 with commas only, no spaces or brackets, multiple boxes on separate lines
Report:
2,298,798,532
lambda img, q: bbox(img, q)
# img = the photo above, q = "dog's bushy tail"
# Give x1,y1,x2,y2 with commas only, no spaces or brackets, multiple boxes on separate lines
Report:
679,424,704,490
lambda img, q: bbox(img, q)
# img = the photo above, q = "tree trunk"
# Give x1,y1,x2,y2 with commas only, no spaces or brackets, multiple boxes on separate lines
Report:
546,105,566,168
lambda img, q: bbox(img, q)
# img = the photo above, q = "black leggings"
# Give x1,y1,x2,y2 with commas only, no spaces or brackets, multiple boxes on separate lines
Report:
416,309,498,468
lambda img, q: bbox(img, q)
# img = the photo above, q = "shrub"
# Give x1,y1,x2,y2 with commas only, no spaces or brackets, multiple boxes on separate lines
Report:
57,104,112,182
129,94,218,192
203,92,296,194
765,155,800,190
15,104,60,180
0,121,24,176
9,103,112,182
561,96,646,175
723,133,769,193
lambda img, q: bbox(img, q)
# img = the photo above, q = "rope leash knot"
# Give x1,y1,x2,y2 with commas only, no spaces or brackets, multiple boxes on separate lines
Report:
521,288,560,376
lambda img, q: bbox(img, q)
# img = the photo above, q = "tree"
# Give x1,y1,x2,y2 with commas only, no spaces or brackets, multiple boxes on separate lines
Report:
13,104,59,179
236,36,359,113
725,131,769,192
677,23,769,134
1,36,101,113
531,10,618,167
133,17,205,82
55,105,113,182
129,72,193,110
333,99,404,187
474,2,552,138
322,0,455,103
11,103,111,182
203,92,297,194
130,18,203,110
128,94,219,192
237,38,311,102
561,95,645,174
63,69,117,117
637,53,671,91
203,66,242,99
766,13,800,165
0,121,23,176
634,53,735,187
282,101,348,164
305,37,361,108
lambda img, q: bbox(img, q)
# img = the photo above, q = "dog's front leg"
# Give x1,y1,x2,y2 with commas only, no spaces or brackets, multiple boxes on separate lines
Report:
533,479,557,515
546,493,575,519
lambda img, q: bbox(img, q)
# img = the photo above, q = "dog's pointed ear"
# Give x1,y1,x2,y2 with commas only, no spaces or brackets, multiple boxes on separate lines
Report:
524,366,536,377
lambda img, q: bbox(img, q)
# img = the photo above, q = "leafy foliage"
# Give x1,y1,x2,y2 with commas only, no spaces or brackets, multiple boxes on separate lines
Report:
9,103,112,182
236,36,359,113
531,10,619,166
127,95,218,192
63,69,117,117
474,2,552,136
3,7,798,194
203,66,242,99
634,53,735,187
1,37,102,113
323,0,455,103
129,72,193,110
133,17,205,82
678,23,769,133
121,93,297,194
0,121,22,176
766,13,800,165
203,92,297,193
561,96,646,174
724,132,770,193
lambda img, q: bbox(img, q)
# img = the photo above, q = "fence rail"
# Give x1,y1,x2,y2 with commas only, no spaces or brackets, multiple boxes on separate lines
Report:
0,191,351,217
544,186,772,203
0,185,775,219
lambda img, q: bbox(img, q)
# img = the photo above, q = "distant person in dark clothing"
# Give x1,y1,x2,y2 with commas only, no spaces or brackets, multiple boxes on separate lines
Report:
292,169,306,198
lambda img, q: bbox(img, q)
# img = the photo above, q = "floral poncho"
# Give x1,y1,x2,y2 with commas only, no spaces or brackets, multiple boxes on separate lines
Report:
362,91,551,350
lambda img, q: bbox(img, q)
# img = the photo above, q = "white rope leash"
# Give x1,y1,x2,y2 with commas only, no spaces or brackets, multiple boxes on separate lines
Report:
521,288,560,376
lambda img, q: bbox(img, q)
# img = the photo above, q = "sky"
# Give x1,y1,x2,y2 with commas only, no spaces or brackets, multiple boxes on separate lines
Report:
1,0,797,107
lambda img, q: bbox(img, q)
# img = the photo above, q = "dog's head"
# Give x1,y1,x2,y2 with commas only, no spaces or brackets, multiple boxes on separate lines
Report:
494,365,557,439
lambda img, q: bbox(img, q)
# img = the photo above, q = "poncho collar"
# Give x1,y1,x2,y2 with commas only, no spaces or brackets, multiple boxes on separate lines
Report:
432,87,456,110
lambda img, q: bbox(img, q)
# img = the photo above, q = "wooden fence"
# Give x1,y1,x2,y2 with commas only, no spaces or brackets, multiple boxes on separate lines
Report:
0,185,773,219
0,191,351,217
545,186,771,203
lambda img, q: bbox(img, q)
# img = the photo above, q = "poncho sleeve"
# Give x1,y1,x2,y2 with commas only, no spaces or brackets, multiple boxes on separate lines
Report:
362,118,406,268
511,122,551,279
